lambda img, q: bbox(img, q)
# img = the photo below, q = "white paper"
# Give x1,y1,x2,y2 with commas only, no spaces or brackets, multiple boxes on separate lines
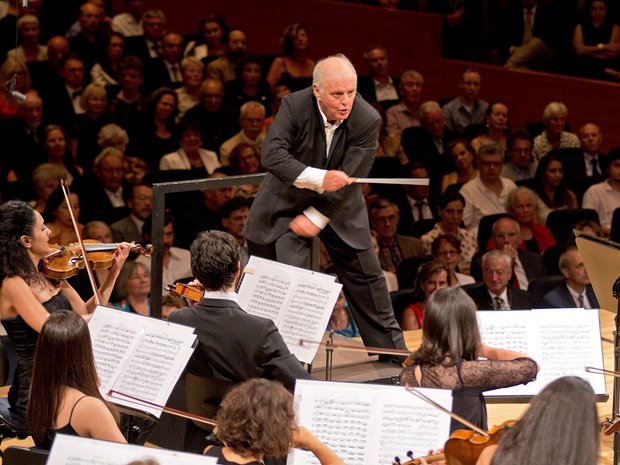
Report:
477,308,606,397
288,379,452,465
88,306,196,417
47,434,218,465
237,256,342,363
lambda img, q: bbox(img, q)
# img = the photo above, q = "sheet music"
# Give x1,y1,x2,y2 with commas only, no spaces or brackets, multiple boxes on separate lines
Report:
47,435,218,465
288,380,452,465
88,306,196,417
237,256,342,363
477,309,606,397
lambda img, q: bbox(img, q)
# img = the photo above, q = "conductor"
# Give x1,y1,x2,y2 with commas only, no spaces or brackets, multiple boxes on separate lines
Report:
244,54,406,359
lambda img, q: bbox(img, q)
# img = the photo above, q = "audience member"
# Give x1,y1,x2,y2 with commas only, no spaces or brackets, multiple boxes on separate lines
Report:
369,198,424,273
43,55,86,128
223,55,271,115
27,36,69,104
370,230,398,292
143,31,184,94
505,187,555,254
174,57,203,120
583,147,620,235
113,261,151,316
400,260,449,330
220,196,252,269
42,124,81,179
441,138,478,193
219,101,266,165
531,152,578,224
460,143,517,230
124,9,166,62
0,57,31,119
184,14,227,62
97,123,129,155
266,23,315,91
206,28,247,83
161,294,185,320
357,44,400,110
264,84,290,129
421,191,477,274
228,143,262,197
160,119,220,174
374,103,407,163
471,102,509,154
30,163,72,214
431,234,475,286
90,32,124,89
110,183,153,243
385,69,423,137
111,0,146,37
109,56,147,131
327,289,360,338
532,102,580,161
562,123,607,200
83,220,113,243
501,128,536,182
540,247,599,308
467,250,533,310
6,15,47,63
43,187,83,245
68,2,107,74
442,68,488,135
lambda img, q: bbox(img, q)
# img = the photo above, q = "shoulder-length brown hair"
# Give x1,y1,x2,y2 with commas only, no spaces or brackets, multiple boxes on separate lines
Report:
27,310,118,444
216,378,295,457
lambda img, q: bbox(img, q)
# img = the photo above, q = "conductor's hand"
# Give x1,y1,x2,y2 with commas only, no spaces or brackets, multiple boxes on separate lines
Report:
322,170,350,192
290,215,321,237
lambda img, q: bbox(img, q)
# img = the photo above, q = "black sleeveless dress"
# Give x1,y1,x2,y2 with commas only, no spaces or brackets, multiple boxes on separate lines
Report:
4,292,72,417
37,395,87,450
204,446,263,465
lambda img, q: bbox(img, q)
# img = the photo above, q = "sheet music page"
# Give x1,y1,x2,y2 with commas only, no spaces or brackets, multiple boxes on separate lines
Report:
89,306,196,417
478,309,606,397
288,380,452,465
47,435,218,465
237,256,342,363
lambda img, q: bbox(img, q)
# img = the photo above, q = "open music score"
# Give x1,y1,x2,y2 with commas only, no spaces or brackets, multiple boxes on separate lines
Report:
237,256,342,363
88,305,197,417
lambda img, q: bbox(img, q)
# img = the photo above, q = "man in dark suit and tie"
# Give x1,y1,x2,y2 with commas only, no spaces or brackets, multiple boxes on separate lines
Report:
143,31,184,94
466,250,532,310
356,44,400,111
244,54,407,359
540,247,599,308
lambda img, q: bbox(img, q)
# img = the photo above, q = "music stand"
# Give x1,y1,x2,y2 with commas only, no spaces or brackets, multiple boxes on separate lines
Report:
575,231,620,465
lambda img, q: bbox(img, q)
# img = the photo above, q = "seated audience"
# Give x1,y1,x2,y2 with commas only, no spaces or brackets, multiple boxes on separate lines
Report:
142,31,184,94
441,138,478,194
206,28,248,83
90,32,124,89
327,289,360,338
219,100,266,166
161,294,186,321
385,69,424,137
583,147,620,235
183,14,227,62
470,102,509,154
113,261,151,316
111,0,146,37
531,152,578,224
228,143,262,197
109,56,148,131
224,55,271,116
532,102,580,162
370,230,398,292
6,15,47,63
501,128,536,182
97,123,129,155
220,196,252,269
174,57,204,120
562,123,607,201
400,287,538,432
0,57,31,119
264,84,290,130
160,119,220,174
42,124,82,180
374,103,407,163
431,234,475,286
110,183,153,244
505,187,555,254
43,187,83,245
266,23,315,92
400,260,449,330
123,9,166,63
540,247,599,308
27,310,126,449
30,163,72,214
356,44,400,111
442,68,488,135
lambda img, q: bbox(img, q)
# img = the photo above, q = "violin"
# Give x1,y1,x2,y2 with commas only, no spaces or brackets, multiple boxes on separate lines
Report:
165,282,203,303
393,421,515,465
40,240,153,280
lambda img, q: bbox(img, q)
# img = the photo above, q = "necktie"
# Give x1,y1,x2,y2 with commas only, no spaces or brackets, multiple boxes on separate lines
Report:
577,293,585,308
494,296,505,310
523,9,534,44
414,201,425,222
72,90,82,99
171,65,181,82
592,158,600,177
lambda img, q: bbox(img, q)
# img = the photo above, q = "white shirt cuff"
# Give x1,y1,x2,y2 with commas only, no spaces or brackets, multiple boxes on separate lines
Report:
304,207,329,230
293,167,327,193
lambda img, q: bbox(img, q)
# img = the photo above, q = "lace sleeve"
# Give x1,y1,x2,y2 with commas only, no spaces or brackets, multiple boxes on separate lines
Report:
458,358,538,391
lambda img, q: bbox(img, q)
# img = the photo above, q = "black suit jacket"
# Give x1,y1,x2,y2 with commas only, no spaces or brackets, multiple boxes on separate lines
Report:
466,285,533,310
74,176,129,224
559,148,605,202
143,58,182,95
470,249,544,284
124,36,154,64
356,75,400,110
541,282,599,308
244,87,381,250
168,298,310,391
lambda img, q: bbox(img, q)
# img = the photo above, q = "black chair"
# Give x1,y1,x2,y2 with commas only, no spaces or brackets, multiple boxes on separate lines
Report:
409,218,436,238
389,288,416,325
0,398,30,454
396,255,433,290
546,209,599,247
184,372,232,433
610,207,620,243
3,446,49,465
542,244,566,276
528,275,565,307
477,213,510,252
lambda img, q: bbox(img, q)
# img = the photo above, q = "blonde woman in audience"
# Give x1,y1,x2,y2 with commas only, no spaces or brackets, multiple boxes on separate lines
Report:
532,102,580,161
30,164,72,214
113,261,151,316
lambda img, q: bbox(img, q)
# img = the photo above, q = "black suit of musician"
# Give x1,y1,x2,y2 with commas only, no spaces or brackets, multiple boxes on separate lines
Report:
244,54,406,357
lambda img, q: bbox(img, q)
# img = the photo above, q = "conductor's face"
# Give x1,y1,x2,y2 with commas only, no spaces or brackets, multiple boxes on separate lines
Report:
313,73,356,124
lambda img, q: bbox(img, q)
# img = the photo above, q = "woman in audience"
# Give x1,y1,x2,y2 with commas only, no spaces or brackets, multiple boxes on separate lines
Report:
97,123,129,155
159,119,220,174
267,23,315,92
532,102,580,161
27,310,126,449
6,15,47,63
476,376,597,465
431,235,475,286
505,186,556,254
184,14,227,61
113,261,151,316
175,57,204,120
110,56,148,130
531,152,578,224
224,55,271,115
205,378,345,465
30,163,72,214
400,260,449,330
471,102,509,154
43,186,83,245
0,200,130,417
0,57,31,119
327,289,360,338
42,124,83,179
573,0,620,80
441,138,478,193
90,32,124,89
400,287,538,432
228,143,262,197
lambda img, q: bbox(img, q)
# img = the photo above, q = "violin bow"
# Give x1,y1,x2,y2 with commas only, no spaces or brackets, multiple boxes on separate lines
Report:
405,386,489,436
585,366,620,377
60,179,102,306
298,338,411,358
107,389,218,427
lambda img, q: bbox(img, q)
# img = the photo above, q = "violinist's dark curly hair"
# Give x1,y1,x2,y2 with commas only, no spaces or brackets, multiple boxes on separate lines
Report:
215,378,295,458
191,230,239,291
490,376,598,465
0,200,42,285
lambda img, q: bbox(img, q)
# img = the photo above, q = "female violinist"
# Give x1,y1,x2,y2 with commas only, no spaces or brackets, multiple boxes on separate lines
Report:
0,200,131,417
476,376,598,465
400,287,538,433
